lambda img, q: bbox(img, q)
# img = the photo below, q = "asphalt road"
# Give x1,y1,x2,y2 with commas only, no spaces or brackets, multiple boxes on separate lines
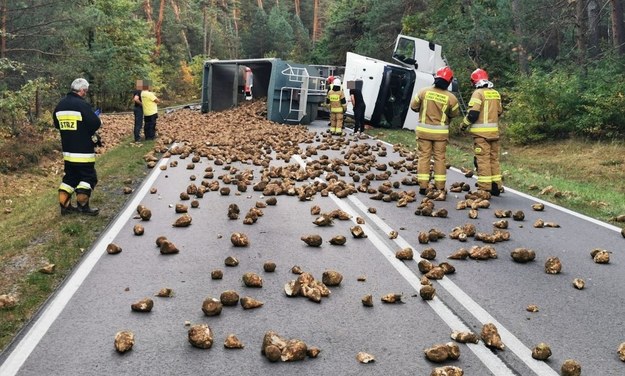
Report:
1,120,624,376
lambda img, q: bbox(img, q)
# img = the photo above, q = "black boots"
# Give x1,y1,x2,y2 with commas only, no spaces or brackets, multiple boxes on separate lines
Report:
60,204,78,216
491,182,501,197
77,202,99,216
76,193,99,216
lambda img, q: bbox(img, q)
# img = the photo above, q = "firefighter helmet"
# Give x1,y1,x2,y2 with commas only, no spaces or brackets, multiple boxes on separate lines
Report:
434,66,454,83
470,69,489,86
327,75,335,84
333,78,341,86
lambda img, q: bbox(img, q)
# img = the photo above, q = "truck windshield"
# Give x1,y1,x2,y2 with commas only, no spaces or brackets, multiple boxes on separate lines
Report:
392,37,416,66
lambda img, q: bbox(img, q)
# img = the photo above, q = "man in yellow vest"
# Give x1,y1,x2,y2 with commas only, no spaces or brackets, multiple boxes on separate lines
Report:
462,68,504,196
141,81,160,140
326,78,347,135
410,66,460,200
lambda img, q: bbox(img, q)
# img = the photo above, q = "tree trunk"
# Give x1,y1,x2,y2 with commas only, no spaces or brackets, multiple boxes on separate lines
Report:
1,0,6,58
575,0,587,65
35,87,41,120
312,0,320,44
144,0,154,27
169,0,192,60
257,0,263,8
294,0,300,17
155,0,166,53
203,3,208,55
232,1,239,58
511,0,529,74
611,0,625,54
587,0,600,58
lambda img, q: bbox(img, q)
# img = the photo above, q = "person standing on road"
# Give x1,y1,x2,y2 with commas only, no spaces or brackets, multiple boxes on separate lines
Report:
326,78,347,135
461,68,504,196
53,78,102,216
132,80,143,142
350,80,366,135
244,67,254,100
325,75,335,127
141,81,159,140
410,66,460,200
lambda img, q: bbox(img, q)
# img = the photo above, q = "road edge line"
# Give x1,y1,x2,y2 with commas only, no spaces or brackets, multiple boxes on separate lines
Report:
0,156,169,376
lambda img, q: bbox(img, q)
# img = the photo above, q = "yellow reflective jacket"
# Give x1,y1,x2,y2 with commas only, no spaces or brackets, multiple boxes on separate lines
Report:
326,87,346,113
463,88,503,140
410,87,460,141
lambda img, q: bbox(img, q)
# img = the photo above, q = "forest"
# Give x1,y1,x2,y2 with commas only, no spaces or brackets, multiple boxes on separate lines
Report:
2,0,625,144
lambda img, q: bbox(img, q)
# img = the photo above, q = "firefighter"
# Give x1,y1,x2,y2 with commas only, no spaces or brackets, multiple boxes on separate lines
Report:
325,75,335,127
461,68,503,196
410,66,460,200
326,75,335,92
326,78,347,135
53,78,102,216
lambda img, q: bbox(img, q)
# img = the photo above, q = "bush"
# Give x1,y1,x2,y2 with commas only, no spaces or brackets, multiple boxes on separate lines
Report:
504,58,625,144
575,57,625,138
0,126,59,173
504,69,583,144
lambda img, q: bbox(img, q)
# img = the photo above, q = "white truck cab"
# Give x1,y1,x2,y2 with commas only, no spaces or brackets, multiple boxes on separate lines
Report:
343,35,454,130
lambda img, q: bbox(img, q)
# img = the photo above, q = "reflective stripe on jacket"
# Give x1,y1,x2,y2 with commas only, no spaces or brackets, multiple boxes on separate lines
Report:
326,87,346,113
53,92,101,162
465,88,502,139
410,87,459,141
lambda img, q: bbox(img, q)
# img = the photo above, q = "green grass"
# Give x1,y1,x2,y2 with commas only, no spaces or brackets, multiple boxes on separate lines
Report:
0,138,155,350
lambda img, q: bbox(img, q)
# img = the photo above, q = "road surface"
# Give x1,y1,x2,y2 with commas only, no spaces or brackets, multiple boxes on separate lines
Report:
1,120,624,375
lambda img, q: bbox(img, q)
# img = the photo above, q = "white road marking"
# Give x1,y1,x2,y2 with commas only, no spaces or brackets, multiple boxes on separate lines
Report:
0,157,169,376
346,195,559,376
294,151,559,376
332,193,518,375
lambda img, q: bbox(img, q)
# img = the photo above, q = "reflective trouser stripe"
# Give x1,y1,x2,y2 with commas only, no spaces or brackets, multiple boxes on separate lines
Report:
59,183,74,194
417,139,447,190
417,173,430,181
470,123,498,133
76,181,92,191
474,137,501,190
63,152,96,163
330,113,343,133
416,123,449,134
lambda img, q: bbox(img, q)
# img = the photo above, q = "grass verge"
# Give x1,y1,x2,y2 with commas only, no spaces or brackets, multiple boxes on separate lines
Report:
368,127,625,224
0,139,154,351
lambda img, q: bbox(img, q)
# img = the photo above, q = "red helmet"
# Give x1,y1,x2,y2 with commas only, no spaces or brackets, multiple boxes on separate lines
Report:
434,66,454,83
327,75,335,84
470,68,489,86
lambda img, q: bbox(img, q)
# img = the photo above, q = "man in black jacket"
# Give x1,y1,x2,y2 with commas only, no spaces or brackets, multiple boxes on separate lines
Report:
53,78,102,216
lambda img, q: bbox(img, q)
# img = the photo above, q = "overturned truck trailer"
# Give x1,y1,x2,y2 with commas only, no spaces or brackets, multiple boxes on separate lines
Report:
200,58,326,124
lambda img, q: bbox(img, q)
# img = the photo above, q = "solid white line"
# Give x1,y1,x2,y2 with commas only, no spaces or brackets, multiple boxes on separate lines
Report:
0,156,169,376
372,137,622,233
346,195,559,376
292,154,517,375
330,193,518,376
